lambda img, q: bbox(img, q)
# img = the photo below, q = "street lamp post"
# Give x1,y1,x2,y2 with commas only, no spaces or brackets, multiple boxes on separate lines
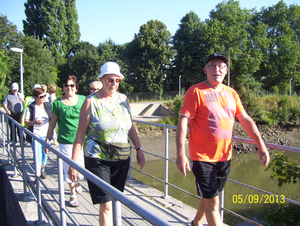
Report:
179,75,181,97
9,47,24,94
290,78,293,96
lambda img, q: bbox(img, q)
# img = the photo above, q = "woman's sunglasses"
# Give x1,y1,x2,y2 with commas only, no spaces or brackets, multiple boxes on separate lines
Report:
38,94,46,99
106,78,121,84
64,84,76,88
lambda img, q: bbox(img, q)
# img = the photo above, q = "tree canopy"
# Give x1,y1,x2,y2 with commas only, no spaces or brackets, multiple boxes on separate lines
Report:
1,0,300,101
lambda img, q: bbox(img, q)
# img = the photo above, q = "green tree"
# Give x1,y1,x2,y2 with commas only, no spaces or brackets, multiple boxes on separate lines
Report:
0,15,24,97
23,0,46,40
0,49,9,101
64,0,80,56
172,12,206,90
125,20,175,92
254,1,300,92
206,0,268,90
23,0,80,64
20,35,58,96
1,14,23,50
67,41,101,95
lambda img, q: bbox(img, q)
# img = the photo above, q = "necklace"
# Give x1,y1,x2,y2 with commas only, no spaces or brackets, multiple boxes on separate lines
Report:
104,95,114,103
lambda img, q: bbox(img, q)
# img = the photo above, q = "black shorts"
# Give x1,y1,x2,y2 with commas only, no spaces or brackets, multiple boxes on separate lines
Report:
84,156,130,204
191,160,231,199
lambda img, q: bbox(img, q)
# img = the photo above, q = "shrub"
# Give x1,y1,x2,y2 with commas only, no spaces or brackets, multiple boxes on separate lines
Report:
266,204,300,226
237,86,265,123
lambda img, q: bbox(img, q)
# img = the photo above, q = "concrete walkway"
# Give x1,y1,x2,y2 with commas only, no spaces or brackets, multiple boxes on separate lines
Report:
0,142,211,226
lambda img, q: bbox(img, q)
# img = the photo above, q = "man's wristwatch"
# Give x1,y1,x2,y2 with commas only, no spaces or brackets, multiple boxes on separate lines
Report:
136,147,143,151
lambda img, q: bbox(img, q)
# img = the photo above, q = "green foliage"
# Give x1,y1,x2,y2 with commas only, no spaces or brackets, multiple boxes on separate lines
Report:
254,1,300,92
171,12,206,90
66,41,101,95
23,0,80,64
266,152,300,187
0,14,24,99
259,94,300,125
265,151,300,226
125,20,175,93
162,95,184,125
237,86,265,123
266,203,300,226
20,35,57,96
0,49,9,101
2,0,300,98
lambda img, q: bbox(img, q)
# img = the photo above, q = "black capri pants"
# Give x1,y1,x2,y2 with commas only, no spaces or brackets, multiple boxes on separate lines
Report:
84,156,130,204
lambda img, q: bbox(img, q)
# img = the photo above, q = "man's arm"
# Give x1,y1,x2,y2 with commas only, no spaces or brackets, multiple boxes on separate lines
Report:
236,112,270,166
176,115,191,176
3,104,11,115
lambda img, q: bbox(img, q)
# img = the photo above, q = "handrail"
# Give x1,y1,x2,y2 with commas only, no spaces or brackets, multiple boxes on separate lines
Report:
131,118,300,225
1,109,299,225
0,110,172,226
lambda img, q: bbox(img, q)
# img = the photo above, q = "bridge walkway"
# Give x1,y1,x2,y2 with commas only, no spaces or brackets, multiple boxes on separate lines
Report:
1,142,212,226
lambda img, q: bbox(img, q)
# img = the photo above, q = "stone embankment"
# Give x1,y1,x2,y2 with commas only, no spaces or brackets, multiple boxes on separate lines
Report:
233,122,300,153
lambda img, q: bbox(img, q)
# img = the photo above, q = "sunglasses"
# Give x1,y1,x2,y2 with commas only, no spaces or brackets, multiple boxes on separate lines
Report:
106,78,121,84
64,84,76,88
90,88,98,91
38,94,46,99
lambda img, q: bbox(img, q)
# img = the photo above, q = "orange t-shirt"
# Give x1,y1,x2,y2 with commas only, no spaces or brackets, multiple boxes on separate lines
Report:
180,82,245,162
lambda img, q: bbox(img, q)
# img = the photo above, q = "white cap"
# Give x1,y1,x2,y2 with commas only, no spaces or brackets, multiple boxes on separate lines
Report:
98,62,124,79
11,83,18,90
32,84,41,90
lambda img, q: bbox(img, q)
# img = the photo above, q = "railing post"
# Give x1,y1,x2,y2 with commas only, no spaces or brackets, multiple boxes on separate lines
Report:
12,122,18,177
1,114,5,155
58,157,66,226
34,139,43,222
128,151,132,179
220,189,224,223
19,125,27,194
112,197,122,226
6,116,11,163
162,127,169,198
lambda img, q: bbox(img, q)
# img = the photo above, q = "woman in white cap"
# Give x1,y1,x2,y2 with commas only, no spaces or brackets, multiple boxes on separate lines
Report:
69,61,145,225
3,82,25,143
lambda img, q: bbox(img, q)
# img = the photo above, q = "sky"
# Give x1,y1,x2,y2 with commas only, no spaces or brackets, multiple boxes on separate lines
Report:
0,0,298,46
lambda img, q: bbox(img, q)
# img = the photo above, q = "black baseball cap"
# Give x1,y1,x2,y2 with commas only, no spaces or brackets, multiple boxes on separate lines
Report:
205,53,228,65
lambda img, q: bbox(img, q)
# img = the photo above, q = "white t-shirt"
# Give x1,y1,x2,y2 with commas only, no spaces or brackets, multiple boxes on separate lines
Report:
24,106,49,138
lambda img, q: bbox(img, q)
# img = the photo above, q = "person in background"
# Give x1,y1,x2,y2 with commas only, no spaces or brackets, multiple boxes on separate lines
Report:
68,62,145,225
48,84,57,104
45,75,85,207
21,84,42,127
48,84,58,145
24,88,51,179
41,84,50,102
3,82,26,144
176,53,270,226
89,81,102,94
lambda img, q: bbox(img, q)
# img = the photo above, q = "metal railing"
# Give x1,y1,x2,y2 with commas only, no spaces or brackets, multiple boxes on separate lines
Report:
130,119,300,226
0,111,172,226
1,109,300,226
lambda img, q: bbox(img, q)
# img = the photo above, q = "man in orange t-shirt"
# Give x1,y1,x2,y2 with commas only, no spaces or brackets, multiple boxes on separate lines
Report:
176,53,270,226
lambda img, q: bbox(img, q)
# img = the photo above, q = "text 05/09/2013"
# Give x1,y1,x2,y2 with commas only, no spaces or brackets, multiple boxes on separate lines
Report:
232,194,285,204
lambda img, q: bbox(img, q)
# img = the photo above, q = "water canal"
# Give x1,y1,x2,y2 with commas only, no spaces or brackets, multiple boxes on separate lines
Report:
131,134,300,226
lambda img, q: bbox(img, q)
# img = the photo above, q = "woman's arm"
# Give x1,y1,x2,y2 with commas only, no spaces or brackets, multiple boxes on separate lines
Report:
127,99,145,170
44,112,58,153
